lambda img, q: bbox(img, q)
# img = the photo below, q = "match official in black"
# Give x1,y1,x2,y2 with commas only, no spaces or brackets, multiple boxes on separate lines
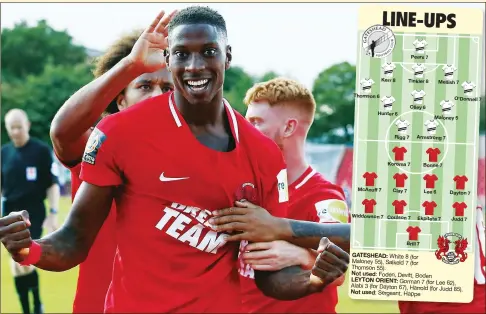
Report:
1,108,60,314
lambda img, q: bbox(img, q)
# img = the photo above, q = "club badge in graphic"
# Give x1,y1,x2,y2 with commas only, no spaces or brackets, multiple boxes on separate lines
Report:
362,24,396,58
435,232,468,265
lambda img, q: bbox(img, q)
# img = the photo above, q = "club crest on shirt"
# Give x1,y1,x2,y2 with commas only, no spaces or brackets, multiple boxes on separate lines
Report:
235,182,257,203
315,199,349,223
82,128,106,165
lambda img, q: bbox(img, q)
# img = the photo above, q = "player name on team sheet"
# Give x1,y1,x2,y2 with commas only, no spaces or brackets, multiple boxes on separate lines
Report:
350,5,483,303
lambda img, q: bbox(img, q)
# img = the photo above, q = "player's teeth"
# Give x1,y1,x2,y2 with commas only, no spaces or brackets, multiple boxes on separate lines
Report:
187,79,208,86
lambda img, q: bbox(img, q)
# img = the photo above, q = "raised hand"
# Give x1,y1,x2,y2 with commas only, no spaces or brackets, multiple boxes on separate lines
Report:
127,9,178,74
0,210,33,263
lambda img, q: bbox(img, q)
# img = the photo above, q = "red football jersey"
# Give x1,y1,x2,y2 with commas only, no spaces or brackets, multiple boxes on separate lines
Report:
392,200,407,215
238,166,349,313
399,205,485,313
392,146,407,161
393,173,408,188
362,199,377,213
423,174,438,189
53,155,117,313
422,201,437,216
79,92,289,313
426,147,441,162
406,226,421,241
453,202,467,217
454,175,468,190
363,172,377,187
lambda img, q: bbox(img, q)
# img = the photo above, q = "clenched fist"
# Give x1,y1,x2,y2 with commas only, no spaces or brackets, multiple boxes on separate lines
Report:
310,237,349,287
0,210,33,263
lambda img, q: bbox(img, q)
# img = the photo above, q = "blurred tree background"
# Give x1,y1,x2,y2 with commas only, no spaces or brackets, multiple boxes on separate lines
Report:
2,20,485,145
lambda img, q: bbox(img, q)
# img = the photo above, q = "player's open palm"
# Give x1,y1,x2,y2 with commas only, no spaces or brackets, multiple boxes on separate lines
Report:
0,210,32,263
128,9,178,73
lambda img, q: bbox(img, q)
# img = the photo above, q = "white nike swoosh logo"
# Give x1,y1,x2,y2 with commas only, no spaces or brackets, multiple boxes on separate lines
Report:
159,172,189,182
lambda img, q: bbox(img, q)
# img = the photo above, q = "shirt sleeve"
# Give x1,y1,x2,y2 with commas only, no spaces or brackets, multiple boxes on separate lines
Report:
80,116,123,187
310,187,349,224
260,145,288,219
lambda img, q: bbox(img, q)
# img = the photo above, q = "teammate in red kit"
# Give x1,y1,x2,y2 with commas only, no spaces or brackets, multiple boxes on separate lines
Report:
423,174,438,189
426,147,441,162
393,173,408,188
0,7,349,312
392,200,407,215
399,203,485,313
406,226,421,241
362,199,376,214
392,146,407,161
452,202,467,216
239,78,350,313
49,29,175,313
454,175,468,190
422,201,437,215
363,172,378,187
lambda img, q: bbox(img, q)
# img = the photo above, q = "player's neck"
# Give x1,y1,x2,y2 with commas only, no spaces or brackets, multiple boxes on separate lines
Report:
283,141,309,185
173,91,225,126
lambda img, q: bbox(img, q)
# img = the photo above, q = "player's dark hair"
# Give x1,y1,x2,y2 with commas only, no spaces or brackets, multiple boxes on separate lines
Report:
167,6,227,41
92,29,143,115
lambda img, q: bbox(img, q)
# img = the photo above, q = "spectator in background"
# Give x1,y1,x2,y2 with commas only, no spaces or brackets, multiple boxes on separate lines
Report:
1,108,60,314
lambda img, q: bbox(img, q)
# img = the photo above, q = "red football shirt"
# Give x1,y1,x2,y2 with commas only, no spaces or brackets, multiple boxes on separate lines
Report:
53,155,117,314
453,202,467,216
393,173,408,188
239,166,349,313
362,199,377,213
454,175,468,190
422,201,437,215
392,146,407,161
426,147,441,162
423,174,438,189
363,172,378,187
80,92,289,313
399,205,485,313
392,200,407,215
406,226,421,241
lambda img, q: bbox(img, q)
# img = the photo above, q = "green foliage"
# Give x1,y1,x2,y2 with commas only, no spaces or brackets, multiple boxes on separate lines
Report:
1,20,91,146
310,62,356,142
1,20,87,83
1,63,93,145
223,66,255,115
256,71,280,83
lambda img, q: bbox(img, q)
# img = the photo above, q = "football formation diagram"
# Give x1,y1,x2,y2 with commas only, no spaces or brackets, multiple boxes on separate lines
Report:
351,32,481,253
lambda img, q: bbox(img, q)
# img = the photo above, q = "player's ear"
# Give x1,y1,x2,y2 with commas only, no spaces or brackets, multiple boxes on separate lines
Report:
225,45,232,70
283,118,298,138
164,49,171,72
116,93,128,111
